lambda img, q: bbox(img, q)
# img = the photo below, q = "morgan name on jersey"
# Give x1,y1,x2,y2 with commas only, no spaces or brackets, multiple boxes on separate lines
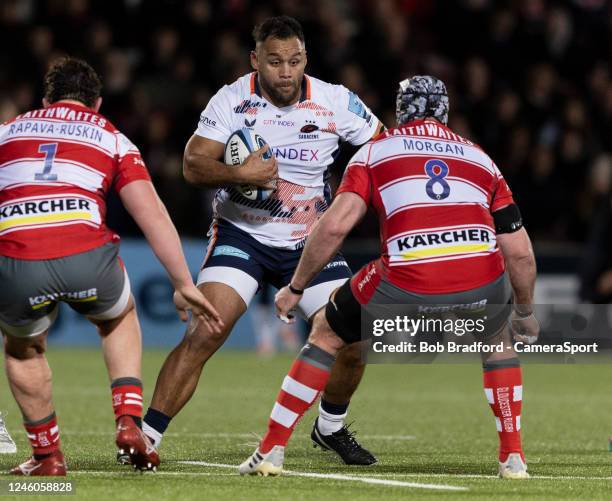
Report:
195,72,380,249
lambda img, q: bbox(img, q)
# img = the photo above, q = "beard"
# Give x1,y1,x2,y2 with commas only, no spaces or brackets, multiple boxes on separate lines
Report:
259,77,301,107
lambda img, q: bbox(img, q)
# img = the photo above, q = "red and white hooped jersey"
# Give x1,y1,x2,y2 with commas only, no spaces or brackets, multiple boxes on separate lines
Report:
0,102,151,260
337,120,515,295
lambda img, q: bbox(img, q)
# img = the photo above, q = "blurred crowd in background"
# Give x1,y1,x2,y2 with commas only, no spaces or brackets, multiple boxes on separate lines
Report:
1,0,610,245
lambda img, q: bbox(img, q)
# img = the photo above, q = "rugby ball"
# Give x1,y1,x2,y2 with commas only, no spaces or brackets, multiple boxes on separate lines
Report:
224,128,274,201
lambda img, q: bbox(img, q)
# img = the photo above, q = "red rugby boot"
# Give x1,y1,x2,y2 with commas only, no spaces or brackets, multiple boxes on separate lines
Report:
115,416,159,471
10,450,66,476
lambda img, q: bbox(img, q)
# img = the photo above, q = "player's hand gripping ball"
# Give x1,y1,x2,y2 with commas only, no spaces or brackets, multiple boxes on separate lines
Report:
224,128,276,200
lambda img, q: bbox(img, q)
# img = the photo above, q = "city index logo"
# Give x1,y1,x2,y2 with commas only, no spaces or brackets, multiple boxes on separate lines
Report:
263,119,295,127
233,99,267,114
272,147,319,162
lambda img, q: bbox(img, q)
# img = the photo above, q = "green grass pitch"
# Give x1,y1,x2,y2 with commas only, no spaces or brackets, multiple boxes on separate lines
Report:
1,349,611,499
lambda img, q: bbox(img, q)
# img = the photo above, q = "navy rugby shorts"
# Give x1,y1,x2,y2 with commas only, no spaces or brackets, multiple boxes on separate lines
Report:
197,220,351,319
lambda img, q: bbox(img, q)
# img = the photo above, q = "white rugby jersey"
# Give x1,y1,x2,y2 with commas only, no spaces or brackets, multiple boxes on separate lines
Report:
195,72,381,248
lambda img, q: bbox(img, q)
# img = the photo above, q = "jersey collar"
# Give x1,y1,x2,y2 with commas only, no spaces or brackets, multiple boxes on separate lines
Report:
250,72,311,103
48,101,94,112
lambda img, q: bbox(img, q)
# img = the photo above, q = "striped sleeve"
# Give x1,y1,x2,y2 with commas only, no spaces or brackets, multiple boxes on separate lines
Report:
490,163,515,212
113,132,151,192
336,144,372,205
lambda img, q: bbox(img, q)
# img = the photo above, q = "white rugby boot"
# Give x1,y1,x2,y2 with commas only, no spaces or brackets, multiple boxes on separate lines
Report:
0,412,17,454
0,413,17,454
498,453,529,479
239,446,284,476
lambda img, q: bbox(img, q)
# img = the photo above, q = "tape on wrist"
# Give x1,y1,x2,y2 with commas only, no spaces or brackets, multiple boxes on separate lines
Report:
289,283,304,295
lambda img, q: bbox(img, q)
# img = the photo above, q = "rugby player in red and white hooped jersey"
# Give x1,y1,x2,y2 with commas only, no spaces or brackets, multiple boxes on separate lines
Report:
140,16,385,466
0,58,223,475
241,75,539,479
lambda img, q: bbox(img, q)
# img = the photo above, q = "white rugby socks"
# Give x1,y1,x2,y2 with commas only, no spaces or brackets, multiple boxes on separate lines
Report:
317,401,348,436
142,421,163,448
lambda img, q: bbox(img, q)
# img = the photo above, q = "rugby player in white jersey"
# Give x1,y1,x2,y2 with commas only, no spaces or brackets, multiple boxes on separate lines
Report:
140,16,385,465
0,58,222,475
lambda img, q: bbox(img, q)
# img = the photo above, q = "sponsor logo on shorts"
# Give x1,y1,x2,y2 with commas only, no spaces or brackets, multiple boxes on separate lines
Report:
417,299,488,314
212,245,250,260
29,288,98,310
357,264,377,292
388,225,496,265
323,260,348,270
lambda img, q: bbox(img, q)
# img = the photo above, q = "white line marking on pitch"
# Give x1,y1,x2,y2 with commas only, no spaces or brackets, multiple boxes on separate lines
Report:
179,461,467,491
61,431,415,440
67,471,236,477
353,472,612,481
60,469,612,482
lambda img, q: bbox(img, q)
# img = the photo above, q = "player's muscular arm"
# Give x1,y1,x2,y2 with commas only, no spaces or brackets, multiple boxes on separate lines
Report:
119,180,223,331
291,193,367,290
183,135,277,189
497,227,536,311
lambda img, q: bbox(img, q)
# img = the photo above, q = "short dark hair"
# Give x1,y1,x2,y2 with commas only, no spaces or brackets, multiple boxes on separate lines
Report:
252,15,305,45
43,57,102,108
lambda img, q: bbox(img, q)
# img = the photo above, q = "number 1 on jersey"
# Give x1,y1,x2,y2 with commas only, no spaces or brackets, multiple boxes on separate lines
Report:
35,143,58,181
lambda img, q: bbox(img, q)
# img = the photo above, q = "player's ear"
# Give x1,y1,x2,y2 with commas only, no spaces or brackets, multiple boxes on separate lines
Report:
250,50,258,71
93,97,102,112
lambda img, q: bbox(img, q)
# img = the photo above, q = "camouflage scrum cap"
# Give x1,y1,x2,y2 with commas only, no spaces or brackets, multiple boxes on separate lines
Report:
396,75,449,125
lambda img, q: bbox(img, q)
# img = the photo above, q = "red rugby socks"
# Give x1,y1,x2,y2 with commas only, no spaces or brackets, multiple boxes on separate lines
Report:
483,359,524,462
260,344,335,453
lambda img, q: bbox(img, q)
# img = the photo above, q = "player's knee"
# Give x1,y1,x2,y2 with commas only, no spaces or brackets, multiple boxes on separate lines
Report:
308,310,345,354
92,295,136,336
336,342,366,368
481,326,516,363
183,316,229,354
3,333,46,360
